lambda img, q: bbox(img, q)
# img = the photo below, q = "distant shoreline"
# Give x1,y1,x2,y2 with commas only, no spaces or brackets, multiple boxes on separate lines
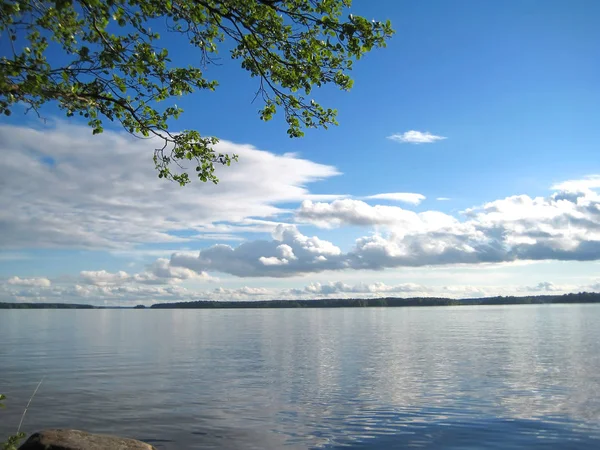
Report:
1,292,599,309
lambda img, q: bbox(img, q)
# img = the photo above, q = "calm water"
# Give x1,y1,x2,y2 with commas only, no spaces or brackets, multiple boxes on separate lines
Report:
1,305,600,449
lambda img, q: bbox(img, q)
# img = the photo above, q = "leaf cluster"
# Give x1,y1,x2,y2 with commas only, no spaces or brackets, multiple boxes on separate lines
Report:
1,0,393,184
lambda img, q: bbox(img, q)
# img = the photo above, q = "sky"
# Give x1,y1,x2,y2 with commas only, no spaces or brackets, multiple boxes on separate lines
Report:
1,0,600,305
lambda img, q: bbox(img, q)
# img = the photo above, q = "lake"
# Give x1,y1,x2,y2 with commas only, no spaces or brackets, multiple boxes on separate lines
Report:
1,305,600,449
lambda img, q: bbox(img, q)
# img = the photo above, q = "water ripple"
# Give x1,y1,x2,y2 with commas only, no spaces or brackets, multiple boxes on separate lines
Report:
1,305,600,449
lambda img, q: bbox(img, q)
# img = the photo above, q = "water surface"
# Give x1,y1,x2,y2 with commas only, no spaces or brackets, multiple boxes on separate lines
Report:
1,305,600,449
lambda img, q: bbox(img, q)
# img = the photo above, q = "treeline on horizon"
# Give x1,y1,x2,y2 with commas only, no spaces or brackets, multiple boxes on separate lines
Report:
4,293,600,309
149,292,600,308
0,303,95,309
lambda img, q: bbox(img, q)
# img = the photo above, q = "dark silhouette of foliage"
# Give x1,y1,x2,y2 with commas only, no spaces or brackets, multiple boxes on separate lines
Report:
149,292,600,309
0,302,94,309
2,292,599,309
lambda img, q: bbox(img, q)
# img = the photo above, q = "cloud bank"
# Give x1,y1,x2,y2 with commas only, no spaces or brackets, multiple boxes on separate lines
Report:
1,122,600,305
0,123,339,249
166,185,600,277
1,275,597,306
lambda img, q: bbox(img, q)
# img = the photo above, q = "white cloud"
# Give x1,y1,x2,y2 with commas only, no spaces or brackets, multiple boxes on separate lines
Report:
6,276,51,287
436,197,451,201
259,256,289,266
77,261,215,287
2,122,600,288
79,270,130,286
301,281,423,296
387,130,446,144
170,225,343,277
133,258,215,284
365,193,426,205
297,199,458,230
2,276,597,306
277,244,297,260
164,182,600,277
0,123,339,250
441,285,489,298
7,176,594,284
212,286,272,298
0,279,206,305
551,175,600,193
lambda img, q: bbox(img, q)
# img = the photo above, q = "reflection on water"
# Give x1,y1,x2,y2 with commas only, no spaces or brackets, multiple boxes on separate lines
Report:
1,305,599,449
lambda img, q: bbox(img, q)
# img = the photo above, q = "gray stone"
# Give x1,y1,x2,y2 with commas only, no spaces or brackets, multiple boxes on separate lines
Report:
19,429,156,450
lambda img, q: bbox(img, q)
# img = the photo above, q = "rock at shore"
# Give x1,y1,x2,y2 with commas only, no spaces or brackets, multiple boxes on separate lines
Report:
19,429,156,450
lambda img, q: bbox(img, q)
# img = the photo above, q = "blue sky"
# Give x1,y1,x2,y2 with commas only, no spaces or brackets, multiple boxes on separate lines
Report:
1,0,599,305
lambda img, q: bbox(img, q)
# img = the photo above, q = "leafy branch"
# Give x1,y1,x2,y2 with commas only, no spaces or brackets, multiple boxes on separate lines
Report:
0,0,393,184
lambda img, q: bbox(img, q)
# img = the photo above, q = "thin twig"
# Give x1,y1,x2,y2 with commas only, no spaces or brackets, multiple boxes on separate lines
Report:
17,377,44,434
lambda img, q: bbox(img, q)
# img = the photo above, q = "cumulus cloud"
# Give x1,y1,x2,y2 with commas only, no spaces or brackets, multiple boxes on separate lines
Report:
0,123,339,249
10,178,591,283
165,216,485,278
0,279,272,305
2,276,597,306
301,281,423,296
7,276,51,287
79,270,130,286
297,199,457,230
77,260,214,288
162,182,600,277
1,271,220,306
137,258,214,284
364,193,426,205
170,225,343,277
3,121,600,285
441,285,489,298
387,130,446,144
